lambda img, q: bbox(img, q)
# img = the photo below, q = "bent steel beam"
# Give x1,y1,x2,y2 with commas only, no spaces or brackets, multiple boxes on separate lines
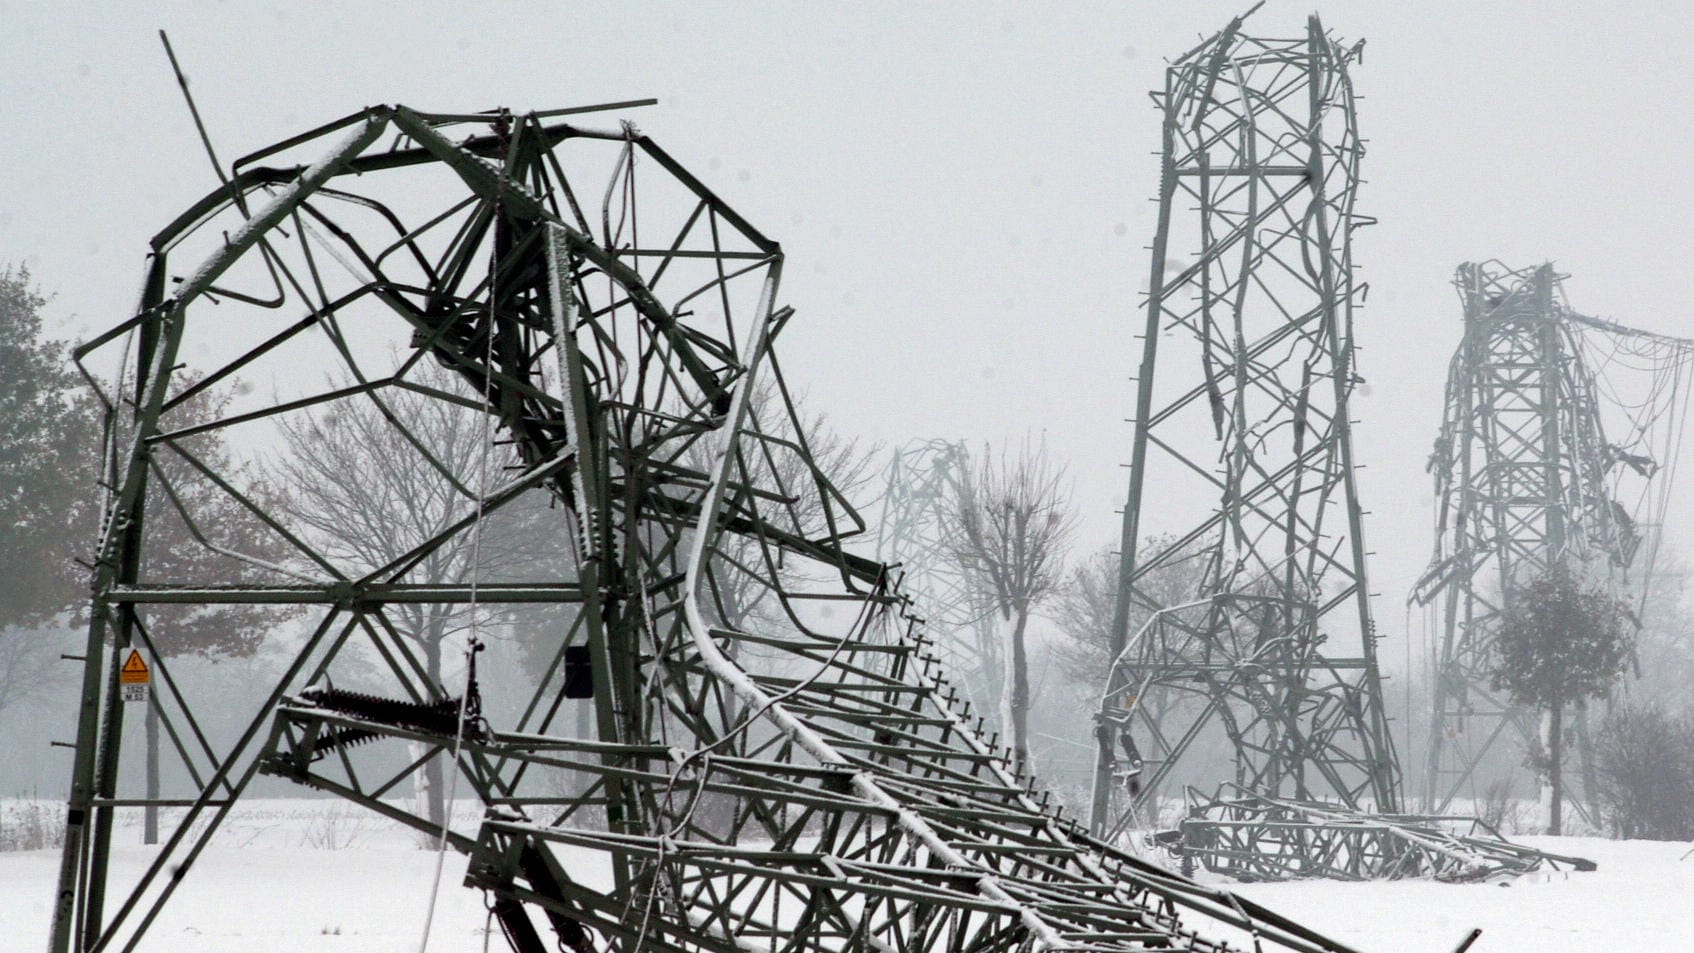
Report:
1093,12,1400,850
52,102,1366,953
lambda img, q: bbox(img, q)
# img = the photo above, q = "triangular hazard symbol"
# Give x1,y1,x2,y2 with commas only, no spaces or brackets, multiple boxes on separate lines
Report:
120,650,150,683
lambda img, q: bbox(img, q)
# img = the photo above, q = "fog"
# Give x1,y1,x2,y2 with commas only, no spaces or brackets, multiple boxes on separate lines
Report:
5,1,1694,795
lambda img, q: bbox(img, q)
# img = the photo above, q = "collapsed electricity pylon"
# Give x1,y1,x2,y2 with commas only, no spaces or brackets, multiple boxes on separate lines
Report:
1176,785,1594,883
1088,10,1404,871
876,440,1001,717
1414,261,1694,820
49,103,1370,953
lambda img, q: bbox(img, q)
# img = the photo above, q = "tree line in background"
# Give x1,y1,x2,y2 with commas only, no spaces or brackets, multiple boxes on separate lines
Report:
6,263,1694,845
0,267,572,839
0,264,887,843
1587,563,1694,840
932,448,1694,841
1,266,94,717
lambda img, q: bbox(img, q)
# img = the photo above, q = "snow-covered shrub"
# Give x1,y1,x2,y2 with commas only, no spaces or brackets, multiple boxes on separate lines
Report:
1476,778,1536,835
299,802,369,850
1594,702,1694,840
0,798,65,851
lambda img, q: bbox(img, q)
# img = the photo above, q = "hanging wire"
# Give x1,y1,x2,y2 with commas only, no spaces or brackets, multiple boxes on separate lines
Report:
415,120,507,953
1568,319,1694,610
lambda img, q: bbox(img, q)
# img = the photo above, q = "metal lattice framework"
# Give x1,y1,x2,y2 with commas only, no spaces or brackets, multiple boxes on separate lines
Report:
876,440,1001,717
1089,10,1400,848
1414,261,1694,818
48,103,1369,953
1173,785,1595,883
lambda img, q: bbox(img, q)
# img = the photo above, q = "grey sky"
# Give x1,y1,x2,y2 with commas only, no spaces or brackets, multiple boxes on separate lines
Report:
5,1,1693,673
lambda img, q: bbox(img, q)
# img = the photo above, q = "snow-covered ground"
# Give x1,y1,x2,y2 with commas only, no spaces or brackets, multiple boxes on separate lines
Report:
2,800,1690,952
0,800,503,953
1232,836,1693,953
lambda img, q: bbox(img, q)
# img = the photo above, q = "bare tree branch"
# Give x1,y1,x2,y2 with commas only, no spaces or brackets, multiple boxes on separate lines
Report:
943,437,1074,771
268,361,572,826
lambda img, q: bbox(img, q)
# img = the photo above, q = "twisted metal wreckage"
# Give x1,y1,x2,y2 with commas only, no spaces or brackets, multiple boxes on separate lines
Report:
1415,261,1694,823
47,98,1380,952
1085,11,1591,882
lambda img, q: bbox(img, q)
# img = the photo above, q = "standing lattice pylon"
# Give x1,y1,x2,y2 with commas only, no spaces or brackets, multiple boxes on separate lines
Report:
1414,261,1694,822
1090,9,1401,850
877,440,1001,719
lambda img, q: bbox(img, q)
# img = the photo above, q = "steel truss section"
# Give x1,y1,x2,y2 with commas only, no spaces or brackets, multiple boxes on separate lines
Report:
876,440,1001,718
1173,785,1595,883
50,103,1368,953
1413,261,1694,821
1090,10,1400,846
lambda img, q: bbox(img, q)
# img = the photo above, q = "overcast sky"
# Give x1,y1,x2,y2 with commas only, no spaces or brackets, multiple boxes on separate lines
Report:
5,1,1693,674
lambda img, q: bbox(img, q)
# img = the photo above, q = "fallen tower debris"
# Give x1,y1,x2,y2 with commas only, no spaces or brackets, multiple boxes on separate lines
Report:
1171,785,1595,882
51,101,1370,953
1088,10,1594,883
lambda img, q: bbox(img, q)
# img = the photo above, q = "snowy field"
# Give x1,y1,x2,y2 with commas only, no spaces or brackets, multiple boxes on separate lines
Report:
2,799,1690,952
1231,836,1693,952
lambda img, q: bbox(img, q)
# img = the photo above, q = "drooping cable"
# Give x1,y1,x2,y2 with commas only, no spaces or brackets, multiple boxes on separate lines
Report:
415,114,507,953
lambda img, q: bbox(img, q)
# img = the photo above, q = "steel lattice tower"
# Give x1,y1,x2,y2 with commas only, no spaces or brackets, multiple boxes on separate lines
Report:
876,440,1001,718
48,103,1365,953
1090,11,1400,843
1414,261,1694,820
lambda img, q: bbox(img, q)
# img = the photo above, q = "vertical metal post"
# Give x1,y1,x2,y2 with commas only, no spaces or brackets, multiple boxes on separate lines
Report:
1304,14,1397,812
1091,64,1181,836
51,256,170,953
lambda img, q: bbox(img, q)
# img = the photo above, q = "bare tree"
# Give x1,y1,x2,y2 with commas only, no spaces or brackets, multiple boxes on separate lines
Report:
271,363,566,829
1050,536,1208,692
944,439,1074,772
1594,701,1694,839
0,631,65,727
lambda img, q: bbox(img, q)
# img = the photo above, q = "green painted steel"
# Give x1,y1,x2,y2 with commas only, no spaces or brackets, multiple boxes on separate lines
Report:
49,103,1364,953
1092,12,1400,851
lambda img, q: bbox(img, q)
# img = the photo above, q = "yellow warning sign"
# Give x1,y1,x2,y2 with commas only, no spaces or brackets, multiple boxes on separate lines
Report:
120,650,151,685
